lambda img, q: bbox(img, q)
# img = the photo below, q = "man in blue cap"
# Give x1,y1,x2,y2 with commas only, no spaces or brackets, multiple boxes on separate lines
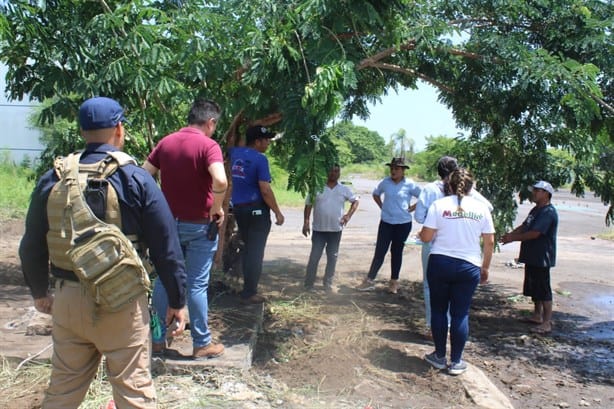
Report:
502,181,558,334
19,96,187,408
229,125,285,304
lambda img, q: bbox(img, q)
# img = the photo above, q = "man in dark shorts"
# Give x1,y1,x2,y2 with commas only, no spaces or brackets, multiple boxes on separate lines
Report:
502,181,558,334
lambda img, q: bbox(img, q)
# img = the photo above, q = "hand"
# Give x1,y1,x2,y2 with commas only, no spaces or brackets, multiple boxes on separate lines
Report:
480,268,489,285
166,307,187,337
275,212,285,226
302,223,310,237
340,214,350,226
34,294,54,315
211,208,225,226
500,233,511,244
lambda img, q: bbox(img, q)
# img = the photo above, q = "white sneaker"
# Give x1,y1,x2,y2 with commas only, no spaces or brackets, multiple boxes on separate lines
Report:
448,360,468,375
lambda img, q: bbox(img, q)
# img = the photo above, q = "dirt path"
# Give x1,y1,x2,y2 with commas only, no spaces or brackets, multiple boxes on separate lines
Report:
254,177,614,408
0,177,612,408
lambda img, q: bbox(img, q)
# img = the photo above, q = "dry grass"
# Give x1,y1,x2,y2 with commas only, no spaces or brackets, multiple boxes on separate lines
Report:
264,294,381,364
0,357,50,407
0,357,265,409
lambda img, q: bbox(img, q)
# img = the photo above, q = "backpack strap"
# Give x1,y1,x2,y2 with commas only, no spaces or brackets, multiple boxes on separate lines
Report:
106,151,137,167
62,152,101,239
63,151,148,256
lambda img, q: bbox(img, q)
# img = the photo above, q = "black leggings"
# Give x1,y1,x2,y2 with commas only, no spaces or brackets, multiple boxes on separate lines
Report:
367,220,412,280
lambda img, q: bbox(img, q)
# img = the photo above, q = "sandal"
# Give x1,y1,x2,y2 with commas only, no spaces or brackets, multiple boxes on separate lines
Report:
518,317,543,325
530,323,552,334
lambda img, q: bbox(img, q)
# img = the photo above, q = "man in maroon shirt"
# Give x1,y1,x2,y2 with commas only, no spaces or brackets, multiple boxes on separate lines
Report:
144,99,228,360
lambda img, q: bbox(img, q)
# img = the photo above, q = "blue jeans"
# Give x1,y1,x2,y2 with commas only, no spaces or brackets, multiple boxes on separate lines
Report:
233,205,272,299
427,254,480,363
304,231,342,288
367,221,412,280
153,221,217,348
421,241,432,326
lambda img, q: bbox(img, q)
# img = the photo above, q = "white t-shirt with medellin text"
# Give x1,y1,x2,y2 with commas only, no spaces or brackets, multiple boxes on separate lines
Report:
423,195,495,267
306,183,358,232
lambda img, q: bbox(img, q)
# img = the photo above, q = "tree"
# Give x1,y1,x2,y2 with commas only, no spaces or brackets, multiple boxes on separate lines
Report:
390,128,415,161
1,0,612,228
412,135,459,181
327,121,388,165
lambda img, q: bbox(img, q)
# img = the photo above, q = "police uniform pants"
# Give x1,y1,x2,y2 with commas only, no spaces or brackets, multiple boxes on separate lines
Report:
43,280,155,409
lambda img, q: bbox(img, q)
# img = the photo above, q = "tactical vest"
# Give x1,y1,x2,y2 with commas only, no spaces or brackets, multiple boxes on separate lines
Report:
46,151,151,311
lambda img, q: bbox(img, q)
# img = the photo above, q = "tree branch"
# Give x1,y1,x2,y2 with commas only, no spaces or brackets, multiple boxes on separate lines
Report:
225,110,244,149
448,48,484,60
321,25,346,59
448,17,494,26
250,112,283,127
357,41,416,70
592,94,614,115
295,30,312,83
369,62,454,93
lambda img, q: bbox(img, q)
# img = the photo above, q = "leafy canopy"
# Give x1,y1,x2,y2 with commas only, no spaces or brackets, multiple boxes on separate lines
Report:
1,0,612,228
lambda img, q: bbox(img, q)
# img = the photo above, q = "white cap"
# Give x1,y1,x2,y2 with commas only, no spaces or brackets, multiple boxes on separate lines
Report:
530,180,554,195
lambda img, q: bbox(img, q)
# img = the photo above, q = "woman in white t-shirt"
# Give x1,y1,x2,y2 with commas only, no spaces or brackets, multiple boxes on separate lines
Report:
418,168,495,375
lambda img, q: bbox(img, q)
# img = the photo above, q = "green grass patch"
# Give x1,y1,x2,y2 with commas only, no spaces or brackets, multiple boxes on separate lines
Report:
597,228,614,241
271,180,305,208
342,162,383,179
0,157,35,221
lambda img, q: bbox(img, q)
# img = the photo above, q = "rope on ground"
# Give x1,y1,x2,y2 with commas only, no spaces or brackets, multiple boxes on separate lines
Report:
16,343,53,371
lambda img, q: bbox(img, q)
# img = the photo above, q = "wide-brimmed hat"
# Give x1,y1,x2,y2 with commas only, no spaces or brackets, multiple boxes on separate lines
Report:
385,157,410,169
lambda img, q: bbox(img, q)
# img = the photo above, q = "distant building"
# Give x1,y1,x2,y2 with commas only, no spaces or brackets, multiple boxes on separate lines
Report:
0,64,43,165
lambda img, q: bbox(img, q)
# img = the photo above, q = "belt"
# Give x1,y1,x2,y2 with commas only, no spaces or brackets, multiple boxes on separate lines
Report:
176,218,209,224
233,201,265,208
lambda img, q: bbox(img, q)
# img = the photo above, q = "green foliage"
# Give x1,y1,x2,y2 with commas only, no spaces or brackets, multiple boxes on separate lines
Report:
1,0,612,228
327,121,388,165
268,156,306,208
286,132,339,200
411,136,459,181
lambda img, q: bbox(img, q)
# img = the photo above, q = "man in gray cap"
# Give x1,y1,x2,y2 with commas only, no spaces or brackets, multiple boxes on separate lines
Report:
502,181,558,334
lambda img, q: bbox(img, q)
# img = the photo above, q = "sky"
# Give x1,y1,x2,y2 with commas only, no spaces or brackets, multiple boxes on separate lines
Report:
352,81,463,152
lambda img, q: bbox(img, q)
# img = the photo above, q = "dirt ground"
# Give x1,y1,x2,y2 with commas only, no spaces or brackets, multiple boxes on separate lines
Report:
1,176,613,408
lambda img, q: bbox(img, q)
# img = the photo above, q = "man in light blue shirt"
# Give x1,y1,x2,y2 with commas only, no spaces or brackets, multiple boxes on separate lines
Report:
357,158,421,294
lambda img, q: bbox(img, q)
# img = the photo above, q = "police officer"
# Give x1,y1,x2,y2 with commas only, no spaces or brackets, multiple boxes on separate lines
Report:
19,97,187,409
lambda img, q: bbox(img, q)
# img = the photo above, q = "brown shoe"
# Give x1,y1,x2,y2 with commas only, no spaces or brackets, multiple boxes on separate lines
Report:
240,294,266,305
193,342,225,360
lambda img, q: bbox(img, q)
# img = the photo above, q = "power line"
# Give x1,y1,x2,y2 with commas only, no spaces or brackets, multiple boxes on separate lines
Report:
1,147,44,152
0,103,39,108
